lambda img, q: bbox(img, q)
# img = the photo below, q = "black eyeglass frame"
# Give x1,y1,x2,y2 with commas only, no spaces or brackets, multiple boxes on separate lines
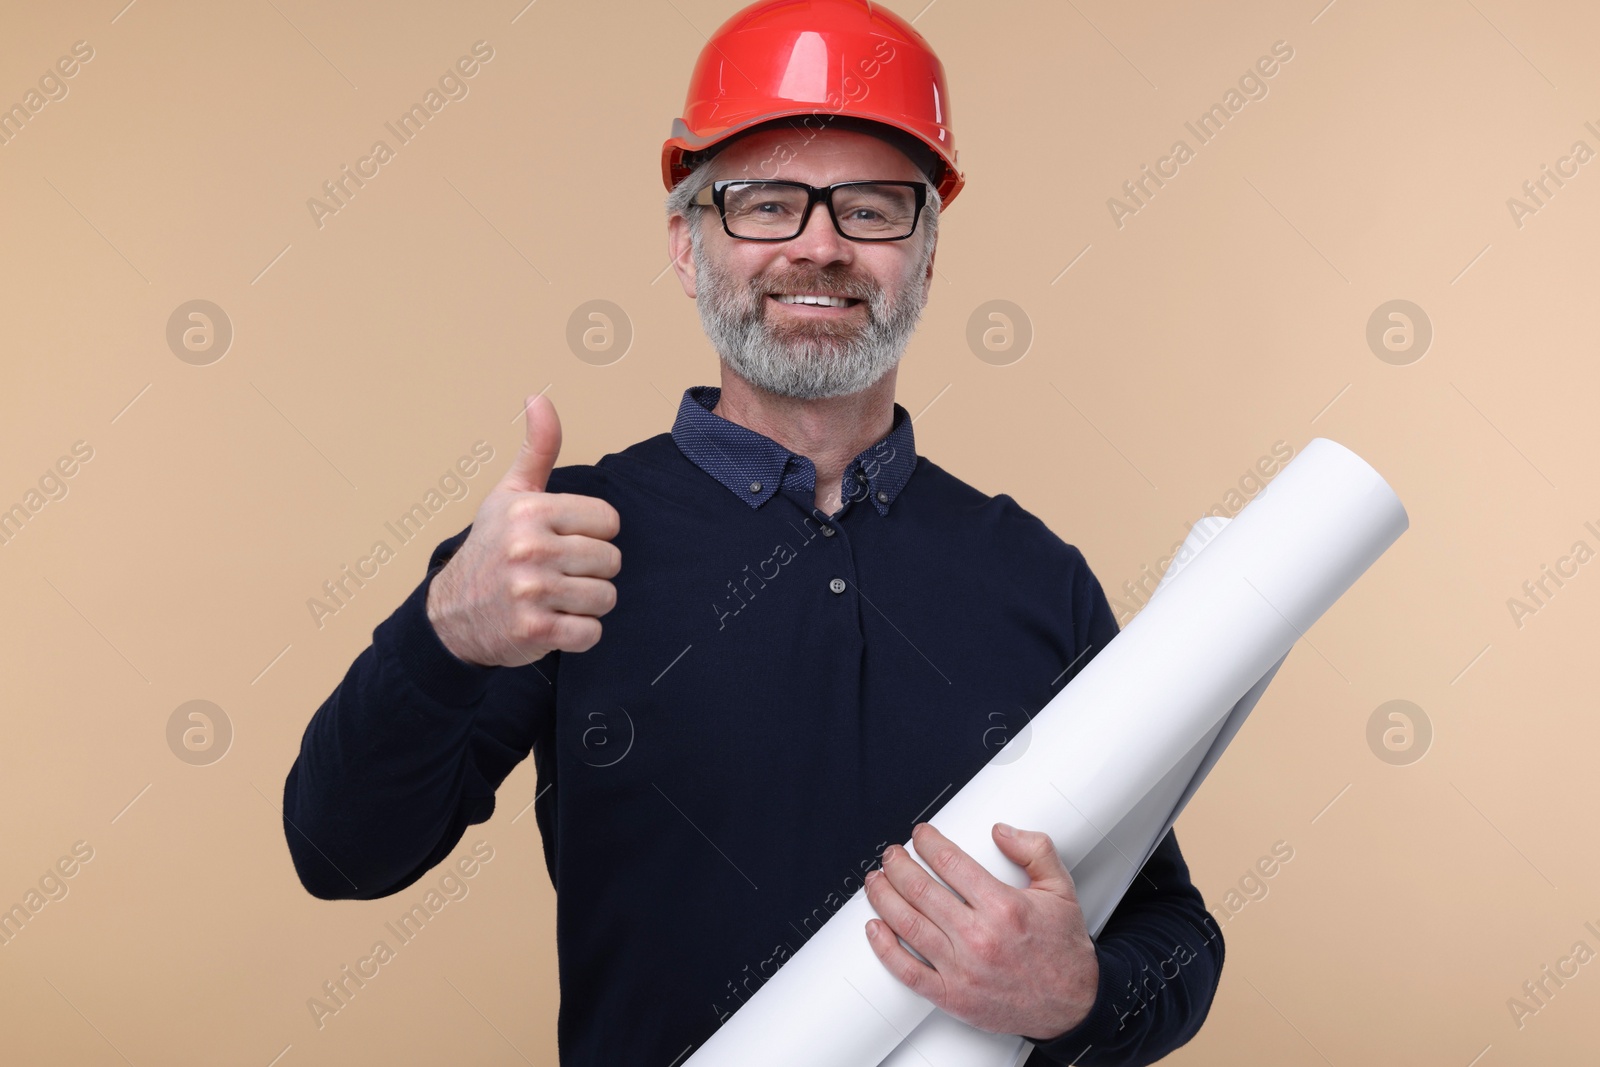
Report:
693,179,929,243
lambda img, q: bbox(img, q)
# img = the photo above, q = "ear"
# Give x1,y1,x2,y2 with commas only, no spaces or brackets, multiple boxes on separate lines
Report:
667,212,699,299
920,239,937,310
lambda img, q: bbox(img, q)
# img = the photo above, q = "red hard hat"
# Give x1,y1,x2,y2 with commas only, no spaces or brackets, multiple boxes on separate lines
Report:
661,0,965,207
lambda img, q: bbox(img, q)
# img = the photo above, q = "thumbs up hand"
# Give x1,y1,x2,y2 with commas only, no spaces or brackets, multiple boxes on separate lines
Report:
426,394,622,667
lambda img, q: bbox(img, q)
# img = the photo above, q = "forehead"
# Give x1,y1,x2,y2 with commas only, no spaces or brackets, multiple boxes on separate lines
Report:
709,127,924,186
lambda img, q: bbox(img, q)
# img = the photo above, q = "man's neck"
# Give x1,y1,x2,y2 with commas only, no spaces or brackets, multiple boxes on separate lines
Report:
711,367,897,518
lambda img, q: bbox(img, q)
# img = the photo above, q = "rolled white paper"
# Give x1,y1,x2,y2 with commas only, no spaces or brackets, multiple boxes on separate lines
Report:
875,515,1287,1067
684,437,1408,1067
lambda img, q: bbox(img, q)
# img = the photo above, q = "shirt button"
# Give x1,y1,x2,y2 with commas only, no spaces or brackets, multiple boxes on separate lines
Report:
821,525,836,537
876,490,889,504
829,577,847,594
749,481,762,493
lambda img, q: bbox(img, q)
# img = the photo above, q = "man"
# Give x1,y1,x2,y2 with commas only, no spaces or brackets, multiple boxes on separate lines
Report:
282,1,1223,1063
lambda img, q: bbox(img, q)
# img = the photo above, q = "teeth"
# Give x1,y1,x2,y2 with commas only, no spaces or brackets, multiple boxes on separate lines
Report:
774,294,853,307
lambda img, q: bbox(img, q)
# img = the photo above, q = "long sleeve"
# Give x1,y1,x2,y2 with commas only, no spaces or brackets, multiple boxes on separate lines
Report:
282,522,559,900
1019,546,1226,1064
1022,828,1224,1064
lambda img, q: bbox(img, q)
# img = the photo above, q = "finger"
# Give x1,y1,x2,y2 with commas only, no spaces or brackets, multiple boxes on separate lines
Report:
911,822,1009,910
864,914,946,1005
864,868,955,969
463,594,597,663
537,612,604,654
550,532,623,580
537,494,622,540
880,841,969,933
498,394,561,494
993,823,1075,898
529,574,618,619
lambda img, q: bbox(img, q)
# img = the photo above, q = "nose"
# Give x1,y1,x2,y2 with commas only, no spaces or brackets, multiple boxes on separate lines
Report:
780,193,854,267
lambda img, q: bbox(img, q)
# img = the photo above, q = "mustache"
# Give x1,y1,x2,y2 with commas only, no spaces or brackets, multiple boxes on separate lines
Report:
755,269,879,302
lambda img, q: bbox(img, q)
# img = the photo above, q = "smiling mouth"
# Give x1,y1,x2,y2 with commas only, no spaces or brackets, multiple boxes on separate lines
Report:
768,293,863,309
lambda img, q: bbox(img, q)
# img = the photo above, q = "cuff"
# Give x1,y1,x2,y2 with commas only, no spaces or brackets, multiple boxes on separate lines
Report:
1022,943,1134,1062
377,564,499,707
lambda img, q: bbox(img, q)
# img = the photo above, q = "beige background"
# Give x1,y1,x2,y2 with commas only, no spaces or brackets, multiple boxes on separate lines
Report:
1,0,1596,1063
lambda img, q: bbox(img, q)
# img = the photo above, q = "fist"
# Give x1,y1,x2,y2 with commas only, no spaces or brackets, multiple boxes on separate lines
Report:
425,394,622,667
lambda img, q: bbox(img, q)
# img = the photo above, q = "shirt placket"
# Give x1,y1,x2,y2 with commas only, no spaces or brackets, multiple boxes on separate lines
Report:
780,461,868,639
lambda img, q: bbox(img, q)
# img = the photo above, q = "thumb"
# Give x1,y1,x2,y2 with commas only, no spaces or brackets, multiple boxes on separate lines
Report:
499,393,562,493
995,823,1074,897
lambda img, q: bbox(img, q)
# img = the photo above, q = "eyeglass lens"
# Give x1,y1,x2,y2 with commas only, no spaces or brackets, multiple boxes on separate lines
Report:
721,182,918,239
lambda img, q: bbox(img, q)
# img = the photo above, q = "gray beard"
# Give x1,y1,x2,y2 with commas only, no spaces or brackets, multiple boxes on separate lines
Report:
690,226,931,400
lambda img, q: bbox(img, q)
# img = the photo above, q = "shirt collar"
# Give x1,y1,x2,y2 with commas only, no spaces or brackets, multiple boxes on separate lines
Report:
670,385,916,516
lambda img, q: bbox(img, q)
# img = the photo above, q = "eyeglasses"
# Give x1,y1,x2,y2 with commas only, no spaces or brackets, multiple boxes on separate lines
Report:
694,180,928,242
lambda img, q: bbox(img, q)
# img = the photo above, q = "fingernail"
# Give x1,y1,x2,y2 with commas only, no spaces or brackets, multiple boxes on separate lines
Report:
996,821,1014,837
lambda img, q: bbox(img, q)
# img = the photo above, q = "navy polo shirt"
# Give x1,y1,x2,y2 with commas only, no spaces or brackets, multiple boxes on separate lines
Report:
284,385,1223,1065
